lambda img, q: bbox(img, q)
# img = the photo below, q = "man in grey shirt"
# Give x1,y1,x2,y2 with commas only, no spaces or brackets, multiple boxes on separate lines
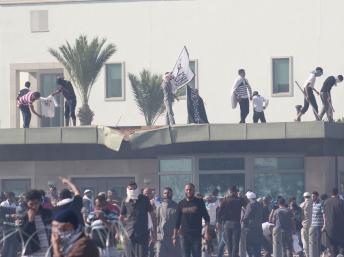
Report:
161,72,179,126
156,187,181,257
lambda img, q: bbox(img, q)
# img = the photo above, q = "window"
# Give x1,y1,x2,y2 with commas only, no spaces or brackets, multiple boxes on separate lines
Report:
31,10,49,32
254,157,304,202
177,60,198,97
272,57,293,96
199,174,245,197
159,158,193,201
105,63,124,100
199,158,244,170
2,179,31,196
198,157,245,197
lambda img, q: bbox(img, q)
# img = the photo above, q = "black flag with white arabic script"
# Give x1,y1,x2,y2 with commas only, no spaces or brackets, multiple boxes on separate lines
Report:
187,85,209,124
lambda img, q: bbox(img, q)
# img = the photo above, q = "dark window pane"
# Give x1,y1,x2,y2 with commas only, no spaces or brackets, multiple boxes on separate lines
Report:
254,157,304,171
106,64,122,98
255,173,304,202
159,159,192,174
160,175,192,202
199,158,244,170
272,58,290,94
199,174,245,197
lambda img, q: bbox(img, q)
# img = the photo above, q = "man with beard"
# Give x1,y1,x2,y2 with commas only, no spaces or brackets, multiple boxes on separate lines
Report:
156,187,181,257
173,183,210,257
51,209,99,257
120,181,153,257
242,191,263,257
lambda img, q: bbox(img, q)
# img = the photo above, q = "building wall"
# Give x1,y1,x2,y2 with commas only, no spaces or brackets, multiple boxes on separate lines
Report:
0,159,159,193
1,0,344,128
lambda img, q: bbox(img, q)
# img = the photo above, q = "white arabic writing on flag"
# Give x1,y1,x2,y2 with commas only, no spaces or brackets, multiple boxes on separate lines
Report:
171,46,194,93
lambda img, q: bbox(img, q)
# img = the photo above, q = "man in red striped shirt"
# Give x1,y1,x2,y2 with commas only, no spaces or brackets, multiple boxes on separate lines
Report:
17,91,42,128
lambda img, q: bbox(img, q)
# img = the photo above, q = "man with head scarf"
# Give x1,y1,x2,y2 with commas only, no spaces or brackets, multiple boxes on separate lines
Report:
51,209,99,257
242,191,263,257
120,181,153,257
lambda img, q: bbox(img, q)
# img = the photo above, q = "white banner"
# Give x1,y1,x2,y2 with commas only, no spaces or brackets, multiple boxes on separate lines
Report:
40,95,58,118
171,46,194,93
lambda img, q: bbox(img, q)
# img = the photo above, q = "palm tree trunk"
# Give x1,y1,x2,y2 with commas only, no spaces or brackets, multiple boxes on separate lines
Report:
77,103,94,125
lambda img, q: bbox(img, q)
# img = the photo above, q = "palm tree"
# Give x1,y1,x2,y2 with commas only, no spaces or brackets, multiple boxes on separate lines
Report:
128,69,165,126
49,35,116,125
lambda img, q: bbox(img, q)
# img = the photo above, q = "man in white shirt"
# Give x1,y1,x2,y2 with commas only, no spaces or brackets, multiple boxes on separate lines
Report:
295,67,323,122
252,91,268,123
0,192,17,209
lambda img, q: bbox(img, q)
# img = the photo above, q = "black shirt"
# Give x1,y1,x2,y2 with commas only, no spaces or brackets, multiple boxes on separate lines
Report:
175,197,210,237
218,196,245,223
321,76,336,93
59,79,76,101
121,194,153,239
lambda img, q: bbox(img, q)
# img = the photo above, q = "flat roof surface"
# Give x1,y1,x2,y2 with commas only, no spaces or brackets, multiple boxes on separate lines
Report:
0,122,343,151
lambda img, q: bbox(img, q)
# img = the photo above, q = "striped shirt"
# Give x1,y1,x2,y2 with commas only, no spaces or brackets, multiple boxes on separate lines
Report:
311,201,324,227
233,76,252,99
17,91,35,107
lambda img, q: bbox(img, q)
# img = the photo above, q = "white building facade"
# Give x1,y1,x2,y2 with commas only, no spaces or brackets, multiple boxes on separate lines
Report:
1,0,344,128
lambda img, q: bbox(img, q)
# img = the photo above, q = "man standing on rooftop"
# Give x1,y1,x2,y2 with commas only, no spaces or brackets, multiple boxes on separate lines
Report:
231,69,253,123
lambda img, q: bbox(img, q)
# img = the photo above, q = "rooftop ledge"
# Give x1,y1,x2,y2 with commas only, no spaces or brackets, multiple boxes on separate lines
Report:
0,122,343,151
0,0,172,5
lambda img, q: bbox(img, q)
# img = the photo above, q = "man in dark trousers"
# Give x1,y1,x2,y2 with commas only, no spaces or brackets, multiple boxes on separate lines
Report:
173,183,210,257
323,188,344,257
295,67,323,121
17,91,42,128
217,186,246,257
156,187,181,257
231,69,253,123
319,75,343,122
51,77,77,126
242,191,263,257
120,181,153,257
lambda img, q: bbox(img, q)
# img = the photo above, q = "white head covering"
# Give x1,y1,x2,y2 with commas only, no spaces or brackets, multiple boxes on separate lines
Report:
246,191,257,199
126,187,140,202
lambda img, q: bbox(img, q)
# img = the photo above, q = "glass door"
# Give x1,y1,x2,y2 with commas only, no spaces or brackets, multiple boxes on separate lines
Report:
40,73,64,127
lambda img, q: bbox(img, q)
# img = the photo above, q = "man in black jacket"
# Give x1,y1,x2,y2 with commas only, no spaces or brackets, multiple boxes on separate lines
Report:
173,183,210,257
20,189,52,256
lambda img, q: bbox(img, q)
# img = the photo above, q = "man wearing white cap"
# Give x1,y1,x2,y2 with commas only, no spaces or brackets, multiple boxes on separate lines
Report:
300,192,312,257
242,191,263,257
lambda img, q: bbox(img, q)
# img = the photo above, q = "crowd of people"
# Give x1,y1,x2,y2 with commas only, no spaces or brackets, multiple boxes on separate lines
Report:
0,178,343,257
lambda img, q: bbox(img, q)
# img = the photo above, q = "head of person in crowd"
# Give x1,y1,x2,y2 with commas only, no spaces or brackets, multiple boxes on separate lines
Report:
263,196,271,207
5,191,15,204
289,201,299,213
48,184,58,198
143,187,154,200
336,75,343,84
332,187,339,197
195,192,203,199
253,91,259,97
25,189,43,213
164,72,174,82
94,195,107,212
57,189,73,207
24,81,31,89
314,67,323,77
98,192,106,198
126,181,140,202
211,188,219,198
278,197,286,208
229,186,239,198
238,68,246,78
184,183,196,200
246,191,257,203
56,77,65,86
312,191,319,202
320,193,328,202
83,189,93,200
162,187,173,201
288,196,297,205
303,192,311,201
51,209,82,254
